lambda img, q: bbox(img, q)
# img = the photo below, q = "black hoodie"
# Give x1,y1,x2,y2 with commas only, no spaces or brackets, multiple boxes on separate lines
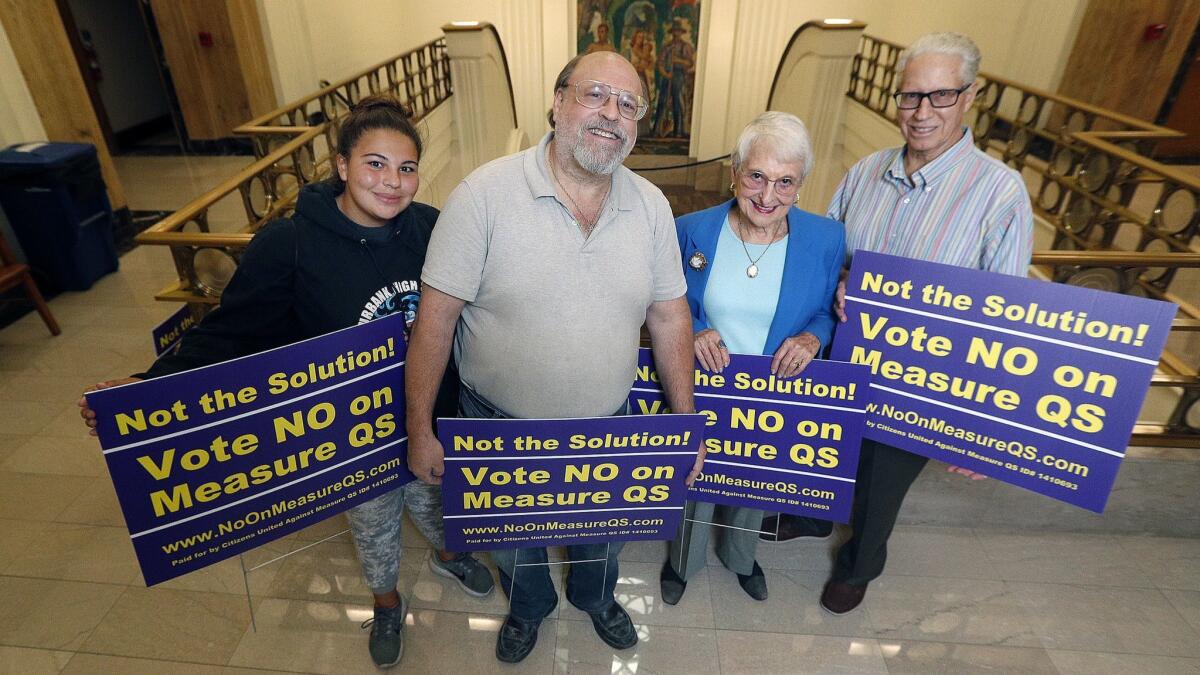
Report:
142,181,457,413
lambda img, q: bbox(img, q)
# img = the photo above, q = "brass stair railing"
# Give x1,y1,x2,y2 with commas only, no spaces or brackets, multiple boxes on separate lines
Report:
134,38,451,311
850,34,1200,444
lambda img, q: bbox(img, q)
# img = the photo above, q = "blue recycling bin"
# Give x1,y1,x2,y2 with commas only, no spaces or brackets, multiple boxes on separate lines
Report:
0,142,118,291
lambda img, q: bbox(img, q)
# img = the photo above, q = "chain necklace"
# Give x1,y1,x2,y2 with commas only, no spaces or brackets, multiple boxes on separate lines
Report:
733,209,785,278
549,156,611,238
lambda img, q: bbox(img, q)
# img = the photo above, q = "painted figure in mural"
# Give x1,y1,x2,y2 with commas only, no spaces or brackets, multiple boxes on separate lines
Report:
654,17,697,138
627,29,656,107
578,0,610,43
586,21,616,53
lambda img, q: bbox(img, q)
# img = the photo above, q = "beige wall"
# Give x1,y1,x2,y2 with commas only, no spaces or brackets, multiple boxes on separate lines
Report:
257,1,549,140
258,0,412,106
0,19,47,147
400,0,550,143
0,18,40,257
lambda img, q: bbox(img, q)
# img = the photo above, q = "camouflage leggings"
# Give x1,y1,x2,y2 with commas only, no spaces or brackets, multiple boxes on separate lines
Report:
345,480,445,594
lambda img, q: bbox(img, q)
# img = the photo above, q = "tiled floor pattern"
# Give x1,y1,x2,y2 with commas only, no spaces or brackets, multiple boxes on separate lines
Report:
0,156,1197,673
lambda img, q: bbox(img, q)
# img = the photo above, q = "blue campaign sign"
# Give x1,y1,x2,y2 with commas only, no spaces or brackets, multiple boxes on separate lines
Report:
629,348,870,523
152,305,196,356
438,414,705,551
87,313,413,586
830,251,1176,512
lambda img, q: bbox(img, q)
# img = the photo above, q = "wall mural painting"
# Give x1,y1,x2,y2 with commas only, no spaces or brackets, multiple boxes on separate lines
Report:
577,0,700,155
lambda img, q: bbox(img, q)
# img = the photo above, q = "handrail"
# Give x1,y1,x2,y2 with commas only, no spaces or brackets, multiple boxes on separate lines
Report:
233,37,451,167
1031,251,1200,266
767,19,867,107
238,38,450,133
134,38,454,305
1071,131,1200,191
234,53,418,133
138,127,325,243
442,22,517,129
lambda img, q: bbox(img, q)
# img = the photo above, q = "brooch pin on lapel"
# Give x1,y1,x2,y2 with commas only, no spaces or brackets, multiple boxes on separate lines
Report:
688,251,708,271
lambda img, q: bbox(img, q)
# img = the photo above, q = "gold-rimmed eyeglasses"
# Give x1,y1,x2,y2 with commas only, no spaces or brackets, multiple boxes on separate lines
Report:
570,79,649,121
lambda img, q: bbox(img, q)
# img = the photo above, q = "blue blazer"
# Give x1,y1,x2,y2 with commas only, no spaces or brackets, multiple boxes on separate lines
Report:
676,200,845,355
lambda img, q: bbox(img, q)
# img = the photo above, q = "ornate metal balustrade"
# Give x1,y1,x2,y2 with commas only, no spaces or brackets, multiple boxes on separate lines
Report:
850,34,1200,442
135,38,451,312
234,39,451,173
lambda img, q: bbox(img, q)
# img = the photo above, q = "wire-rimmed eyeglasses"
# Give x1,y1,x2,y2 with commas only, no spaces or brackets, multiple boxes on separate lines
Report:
737,169,800,198
570,79,649,121
892,84,972,110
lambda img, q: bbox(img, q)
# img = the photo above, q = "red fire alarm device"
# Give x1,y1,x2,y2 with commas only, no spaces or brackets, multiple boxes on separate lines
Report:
1144,24,1167,41
198,31,214,47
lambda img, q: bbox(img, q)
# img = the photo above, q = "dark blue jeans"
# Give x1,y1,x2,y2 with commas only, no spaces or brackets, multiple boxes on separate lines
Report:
459,385,627,621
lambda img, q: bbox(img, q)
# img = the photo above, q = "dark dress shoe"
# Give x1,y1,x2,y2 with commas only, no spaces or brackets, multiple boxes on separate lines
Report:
736,561,768,601
760,514,834,542
660,560,687,605
820,580,867,615
495,614,541,663
588,602,638,650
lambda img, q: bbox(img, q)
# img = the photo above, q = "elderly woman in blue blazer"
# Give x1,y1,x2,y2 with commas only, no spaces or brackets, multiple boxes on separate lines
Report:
661,111,845,604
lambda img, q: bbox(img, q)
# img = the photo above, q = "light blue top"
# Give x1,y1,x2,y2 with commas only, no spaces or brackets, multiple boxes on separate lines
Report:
702,214,788,355
678,200,845,355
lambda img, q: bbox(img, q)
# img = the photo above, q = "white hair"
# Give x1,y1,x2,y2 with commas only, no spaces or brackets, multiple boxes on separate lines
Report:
896,32,981,86
730,111,813,182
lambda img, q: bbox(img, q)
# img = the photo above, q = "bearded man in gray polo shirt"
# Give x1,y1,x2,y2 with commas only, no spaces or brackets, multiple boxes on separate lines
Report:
405,51,700,664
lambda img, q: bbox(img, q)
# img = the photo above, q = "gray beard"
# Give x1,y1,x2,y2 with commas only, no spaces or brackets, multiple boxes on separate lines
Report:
572,128,634,175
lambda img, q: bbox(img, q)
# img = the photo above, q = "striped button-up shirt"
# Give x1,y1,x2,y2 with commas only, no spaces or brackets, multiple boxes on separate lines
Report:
826,128,1032,275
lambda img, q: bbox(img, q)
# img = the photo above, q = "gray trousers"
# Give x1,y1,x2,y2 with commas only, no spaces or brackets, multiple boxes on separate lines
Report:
668,500,763,580
345,480,445,595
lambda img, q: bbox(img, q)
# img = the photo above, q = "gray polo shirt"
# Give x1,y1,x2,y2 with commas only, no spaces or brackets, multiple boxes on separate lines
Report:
422,132,686,418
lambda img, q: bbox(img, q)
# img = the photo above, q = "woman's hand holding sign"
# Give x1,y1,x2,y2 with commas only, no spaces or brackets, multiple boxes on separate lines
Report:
771,332,820,379
78,377,142,436
694,328,729,373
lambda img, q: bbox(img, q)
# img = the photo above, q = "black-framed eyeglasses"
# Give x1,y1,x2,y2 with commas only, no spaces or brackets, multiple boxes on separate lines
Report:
892,84,972,110
570,79,649,121
738,169,800,198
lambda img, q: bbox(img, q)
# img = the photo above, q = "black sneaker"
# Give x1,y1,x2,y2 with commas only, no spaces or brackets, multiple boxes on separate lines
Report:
587,602,638,650
361,596,407,668
495,614,541,663
430,553,495,597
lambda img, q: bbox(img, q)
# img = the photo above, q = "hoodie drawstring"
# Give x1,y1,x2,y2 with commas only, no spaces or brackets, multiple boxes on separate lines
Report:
359,239,392,290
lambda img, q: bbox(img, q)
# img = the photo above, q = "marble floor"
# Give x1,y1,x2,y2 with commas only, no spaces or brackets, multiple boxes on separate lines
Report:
0,156,1198,673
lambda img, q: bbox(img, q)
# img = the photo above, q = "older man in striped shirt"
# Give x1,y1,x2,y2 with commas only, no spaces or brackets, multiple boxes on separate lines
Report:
765,32,1033,615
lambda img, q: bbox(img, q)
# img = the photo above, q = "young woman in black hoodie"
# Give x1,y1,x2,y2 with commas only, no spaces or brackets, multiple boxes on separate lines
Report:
79,95,492,668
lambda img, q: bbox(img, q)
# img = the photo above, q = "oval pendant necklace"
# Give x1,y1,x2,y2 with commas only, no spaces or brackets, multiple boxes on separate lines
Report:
734,210,783,278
